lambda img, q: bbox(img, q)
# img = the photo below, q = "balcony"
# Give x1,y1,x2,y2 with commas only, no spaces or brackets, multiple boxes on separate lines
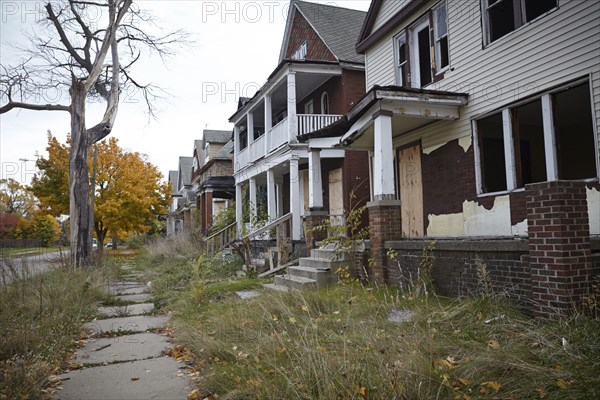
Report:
236,114,343,172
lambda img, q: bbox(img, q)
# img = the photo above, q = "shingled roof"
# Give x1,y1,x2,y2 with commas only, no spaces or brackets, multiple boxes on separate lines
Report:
280,1,367,65
178,156,193,189
214,139,234,159
203,130,231,144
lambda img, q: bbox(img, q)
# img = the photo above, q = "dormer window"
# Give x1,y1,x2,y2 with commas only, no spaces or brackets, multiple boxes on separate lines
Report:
482,0,558,45
292,41,307,60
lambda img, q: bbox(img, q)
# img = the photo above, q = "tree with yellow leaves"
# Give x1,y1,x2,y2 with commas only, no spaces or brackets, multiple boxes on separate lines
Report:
31,134,170,250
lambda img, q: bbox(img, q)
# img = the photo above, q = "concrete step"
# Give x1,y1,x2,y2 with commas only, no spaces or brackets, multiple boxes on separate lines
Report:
274,274,317,290
299,257,350,270
310,248,351,261
263,283,290,293
288,266,335,286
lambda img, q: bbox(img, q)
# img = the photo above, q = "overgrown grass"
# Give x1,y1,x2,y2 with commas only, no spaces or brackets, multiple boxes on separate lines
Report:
172,286,599,399
134,235,599,399
0,266,107,399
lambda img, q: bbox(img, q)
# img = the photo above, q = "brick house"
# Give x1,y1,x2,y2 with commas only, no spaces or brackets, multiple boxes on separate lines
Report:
229,0,371,249
327,0,600,316
191,130,235,233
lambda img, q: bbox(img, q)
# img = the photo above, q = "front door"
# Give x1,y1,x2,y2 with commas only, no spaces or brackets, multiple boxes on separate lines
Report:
398,143,424,238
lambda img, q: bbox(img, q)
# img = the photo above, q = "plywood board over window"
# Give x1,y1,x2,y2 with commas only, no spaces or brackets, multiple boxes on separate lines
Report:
398,143,424,238
329,168,344,226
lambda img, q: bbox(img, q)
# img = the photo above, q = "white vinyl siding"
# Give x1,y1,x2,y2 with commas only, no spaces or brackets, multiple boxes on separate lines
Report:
366,0,600,163
372,0,412,32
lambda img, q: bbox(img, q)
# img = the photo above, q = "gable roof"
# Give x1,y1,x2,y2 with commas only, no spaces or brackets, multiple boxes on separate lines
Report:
356,0,429,54
279,0,367,64
178,156,193,188
203,129,231,144
168,170,179,193
214,139,234,159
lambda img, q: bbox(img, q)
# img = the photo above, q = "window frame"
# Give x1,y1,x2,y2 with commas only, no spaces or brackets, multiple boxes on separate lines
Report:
433,1,449,73
409,16,432,89
321,92,330,114
473,79,599,196
393,32,409,87
481,0,559,46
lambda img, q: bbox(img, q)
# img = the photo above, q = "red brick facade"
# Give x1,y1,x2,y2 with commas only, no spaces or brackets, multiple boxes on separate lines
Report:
367,200,402,283
526,180,592,317
285,10,335,62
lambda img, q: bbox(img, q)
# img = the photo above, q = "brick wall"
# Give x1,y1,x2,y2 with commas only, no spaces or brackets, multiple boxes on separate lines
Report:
368,200,402,283
285,10,335,62
526,180,592,317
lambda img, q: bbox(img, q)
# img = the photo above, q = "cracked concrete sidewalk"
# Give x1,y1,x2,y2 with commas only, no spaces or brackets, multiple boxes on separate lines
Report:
54,272,193,400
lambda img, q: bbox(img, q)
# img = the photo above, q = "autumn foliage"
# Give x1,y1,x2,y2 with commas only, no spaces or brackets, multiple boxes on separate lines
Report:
31,133,170,248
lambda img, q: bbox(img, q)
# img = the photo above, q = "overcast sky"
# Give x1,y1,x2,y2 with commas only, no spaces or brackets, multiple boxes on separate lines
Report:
0,0,371,185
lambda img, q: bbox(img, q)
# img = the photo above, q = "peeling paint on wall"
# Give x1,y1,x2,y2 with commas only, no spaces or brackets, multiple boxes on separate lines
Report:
422,143,445,155
511,220,528,237
458,136,471,152
426,212,464,236
587,187,600,235
464,196,512,236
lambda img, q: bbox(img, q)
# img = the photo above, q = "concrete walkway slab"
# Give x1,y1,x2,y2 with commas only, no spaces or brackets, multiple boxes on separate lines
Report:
116,292,152,303
75,333,171,365
86,315,168,336
111,285,149,295
56,356,189,400
97,303,155,317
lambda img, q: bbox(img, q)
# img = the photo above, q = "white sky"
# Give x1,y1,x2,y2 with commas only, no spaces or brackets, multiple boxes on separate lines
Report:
0,0,371,185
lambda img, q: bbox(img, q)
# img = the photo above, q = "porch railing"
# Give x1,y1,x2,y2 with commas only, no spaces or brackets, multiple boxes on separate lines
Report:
297,114,343,136
205,222,237,257
267,117,289,153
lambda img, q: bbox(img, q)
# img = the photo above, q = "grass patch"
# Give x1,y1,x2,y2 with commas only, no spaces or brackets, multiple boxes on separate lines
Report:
134,236,599,399
0,266,108,399
0,247,60,259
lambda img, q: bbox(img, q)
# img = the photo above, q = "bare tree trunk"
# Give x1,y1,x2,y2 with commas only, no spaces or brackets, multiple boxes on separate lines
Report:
69,81,92,268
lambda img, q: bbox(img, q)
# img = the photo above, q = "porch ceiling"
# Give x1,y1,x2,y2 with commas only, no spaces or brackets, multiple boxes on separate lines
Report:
340,86,469,150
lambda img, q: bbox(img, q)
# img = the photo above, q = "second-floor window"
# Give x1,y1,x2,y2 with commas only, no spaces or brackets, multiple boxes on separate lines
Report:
394,1,449,88
483,0,558,45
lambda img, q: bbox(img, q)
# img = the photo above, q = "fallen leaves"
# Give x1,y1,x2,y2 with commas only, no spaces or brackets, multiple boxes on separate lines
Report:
479,381,501,394
556,378,575,389
487,340,501,349
130,376,140,381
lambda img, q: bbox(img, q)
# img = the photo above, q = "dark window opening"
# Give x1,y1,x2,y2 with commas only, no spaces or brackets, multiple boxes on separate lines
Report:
397,39,408,86
488,0,515,42
435,4,449,70
239,127,248,150
417,27,432,87
438,37,449,69
514,100,547,187
524,0,557,22
554,83,596,180
478,113,507,193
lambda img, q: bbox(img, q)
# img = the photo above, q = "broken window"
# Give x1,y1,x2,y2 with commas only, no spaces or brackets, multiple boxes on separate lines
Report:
394,33,409,87
416,25,433,87
554,83,597,180
475,81,598,195
239,126,248,150
514,99,546,186
478,113,507,193
434,2,449,71
483,0,557,44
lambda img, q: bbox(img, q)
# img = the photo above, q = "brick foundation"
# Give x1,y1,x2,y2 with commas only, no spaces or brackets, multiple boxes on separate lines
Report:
303,210,329,251
367,200,401,283
526,181,592,317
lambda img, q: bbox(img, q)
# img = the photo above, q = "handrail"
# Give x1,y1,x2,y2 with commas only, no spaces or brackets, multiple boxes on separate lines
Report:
242,213,292,241
205,221,237,243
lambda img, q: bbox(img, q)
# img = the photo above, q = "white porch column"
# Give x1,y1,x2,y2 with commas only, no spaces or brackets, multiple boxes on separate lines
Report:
266,168,277,220
247,112,254,144
542,94,559,181
373,111,396,200
287,71,297,143
264,94,272,155
235,183,243,239
308,149,324,209
249,177,257,221
289,157,302,240
233,125,240,172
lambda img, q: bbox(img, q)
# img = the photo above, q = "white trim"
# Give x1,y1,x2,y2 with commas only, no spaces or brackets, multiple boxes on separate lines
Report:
502,108,516,190
472,120,483,195
393,32,408,86
433,0,450,73
541,94,558,181
589,72,600,179
409,17,430,89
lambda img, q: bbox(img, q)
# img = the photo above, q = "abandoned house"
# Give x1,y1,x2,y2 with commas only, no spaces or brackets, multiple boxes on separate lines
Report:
228,1,371,252
320,0,600,317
